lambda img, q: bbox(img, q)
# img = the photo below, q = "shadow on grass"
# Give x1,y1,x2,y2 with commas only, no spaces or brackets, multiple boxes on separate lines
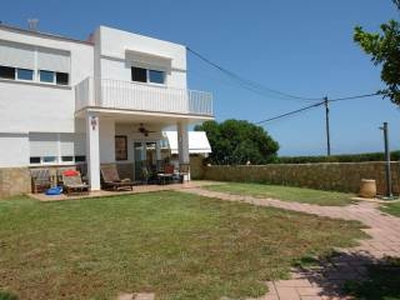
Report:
293,251,400,299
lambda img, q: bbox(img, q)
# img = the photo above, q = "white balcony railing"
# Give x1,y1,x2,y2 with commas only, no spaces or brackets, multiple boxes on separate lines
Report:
75,77,213,116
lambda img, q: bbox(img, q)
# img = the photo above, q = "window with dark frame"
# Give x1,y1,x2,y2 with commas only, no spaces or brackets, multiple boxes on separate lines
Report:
75,156,86,163
30,157,41,164
0,66,16,80
56,72,69,85
0,65,69,85
115,135,128,161
131,67,147,82
61,156,74,162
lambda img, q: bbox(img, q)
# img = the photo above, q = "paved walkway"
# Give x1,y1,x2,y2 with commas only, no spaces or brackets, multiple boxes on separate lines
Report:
179,188,400,300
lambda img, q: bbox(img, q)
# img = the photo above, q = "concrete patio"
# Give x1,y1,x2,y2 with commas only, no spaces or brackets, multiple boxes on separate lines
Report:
28,180,221,202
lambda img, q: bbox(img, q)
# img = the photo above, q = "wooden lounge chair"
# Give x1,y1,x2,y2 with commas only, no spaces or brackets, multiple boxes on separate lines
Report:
100,165,135,191
62,169,89,195
30,168,53,193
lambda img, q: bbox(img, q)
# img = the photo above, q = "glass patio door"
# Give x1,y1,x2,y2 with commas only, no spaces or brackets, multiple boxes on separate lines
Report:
134,142,144,181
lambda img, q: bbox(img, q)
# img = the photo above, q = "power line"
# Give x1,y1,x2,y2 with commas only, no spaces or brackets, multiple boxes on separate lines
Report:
256,101,325,125
188,46,384,156
256,92,381,125
187,46,322,102
329,92,381,102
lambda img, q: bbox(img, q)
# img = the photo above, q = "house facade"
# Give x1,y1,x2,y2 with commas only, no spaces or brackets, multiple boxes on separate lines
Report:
0,24,213,197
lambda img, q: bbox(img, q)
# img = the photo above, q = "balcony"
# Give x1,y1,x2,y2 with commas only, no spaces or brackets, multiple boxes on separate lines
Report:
75,77,213,117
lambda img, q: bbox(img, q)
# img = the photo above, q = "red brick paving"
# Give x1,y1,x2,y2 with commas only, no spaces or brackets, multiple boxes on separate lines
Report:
181,187,400,300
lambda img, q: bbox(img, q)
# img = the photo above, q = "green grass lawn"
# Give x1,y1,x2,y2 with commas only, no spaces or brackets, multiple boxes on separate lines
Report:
0,192,366,300
380,201,400,217
205,182,356,206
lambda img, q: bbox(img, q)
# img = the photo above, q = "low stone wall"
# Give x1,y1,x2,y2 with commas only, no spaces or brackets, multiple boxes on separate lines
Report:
0,167,31,198
190,156,205,180
204,162,400,195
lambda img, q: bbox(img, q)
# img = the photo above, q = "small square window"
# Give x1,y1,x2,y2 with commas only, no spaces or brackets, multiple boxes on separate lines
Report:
149,70,165,84
0,66,16,80
131,67,147,83
43,156,57,163
61,156,74,162
40,70,55,83
30,157,41,164
56,72,69,85
75,155,86,162
17,69,34,81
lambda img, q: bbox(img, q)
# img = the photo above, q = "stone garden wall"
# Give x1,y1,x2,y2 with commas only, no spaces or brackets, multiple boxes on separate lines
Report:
2,160,397,198
0,167,31,198
203,162,400,195
190,155,206,180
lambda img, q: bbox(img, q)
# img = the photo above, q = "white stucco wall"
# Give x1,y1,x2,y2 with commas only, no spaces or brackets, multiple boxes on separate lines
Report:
0,27,94,85
0,133,29,167
0,26,93,134
93,26,187,89
0,82,75,132
99,118,115,164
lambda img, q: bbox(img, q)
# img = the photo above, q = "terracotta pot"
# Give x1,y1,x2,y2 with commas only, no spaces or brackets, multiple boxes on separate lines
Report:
359,179,377,198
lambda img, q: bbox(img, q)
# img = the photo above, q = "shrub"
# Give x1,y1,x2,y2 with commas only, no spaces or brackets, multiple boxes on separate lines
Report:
276,151,400,164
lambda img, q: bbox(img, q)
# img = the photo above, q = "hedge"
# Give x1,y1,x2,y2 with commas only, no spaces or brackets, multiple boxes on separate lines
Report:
276,151,400,164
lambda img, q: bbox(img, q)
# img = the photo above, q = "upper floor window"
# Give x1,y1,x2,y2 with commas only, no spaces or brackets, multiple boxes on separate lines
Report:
56,72,69,85
0,66,15,80
149,70,165,84
40,70,55,83
131,67,165,85
131,67,147,83
17,68,34,81
0,41,71,86
0,65,34,81
39,70,69,85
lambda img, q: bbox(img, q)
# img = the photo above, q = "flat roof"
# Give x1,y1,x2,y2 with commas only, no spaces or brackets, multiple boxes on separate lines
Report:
0,23,93,46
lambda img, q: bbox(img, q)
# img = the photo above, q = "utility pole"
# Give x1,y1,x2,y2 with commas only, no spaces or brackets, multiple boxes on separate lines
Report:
380,122,393,198
324,96,331,156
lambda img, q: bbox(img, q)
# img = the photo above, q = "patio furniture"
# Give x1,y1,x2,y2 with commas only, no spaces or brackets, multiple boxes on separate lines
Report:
178,163,190,183
62,169,89,195
56,166,77,187
157,164,175,185
30,168,53,193
100,165,135,191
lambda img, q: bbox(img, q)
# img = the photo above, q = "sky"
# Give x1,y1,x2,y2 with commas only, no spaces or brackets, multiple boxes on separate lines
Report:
2,0,399,156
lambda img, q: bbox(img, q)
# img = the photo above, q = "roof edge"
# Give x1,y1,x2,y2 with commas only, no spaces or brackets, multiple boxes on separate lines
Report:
0,23,93,46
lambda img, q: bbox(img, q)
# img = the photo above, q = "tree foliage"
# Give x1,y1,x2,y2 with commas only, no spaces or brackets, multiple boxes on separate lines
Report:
353,0,400,105
195,119,279,165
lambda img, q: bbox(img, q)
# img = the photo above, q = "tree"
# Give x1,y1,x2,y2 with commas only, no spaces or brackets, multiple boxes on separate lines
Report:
353,0,400,105
195,119,279,165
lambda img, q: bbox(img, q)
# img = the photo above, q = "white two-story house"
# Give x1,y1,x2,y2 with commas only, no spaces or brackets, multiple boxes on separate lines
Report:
0,24,214,197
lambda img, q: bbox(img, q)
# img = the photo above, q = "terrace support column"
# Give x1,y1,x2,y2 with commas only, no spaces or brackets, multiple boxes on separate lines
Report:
155,140,162,170
85,111,101,191
177,121,190,181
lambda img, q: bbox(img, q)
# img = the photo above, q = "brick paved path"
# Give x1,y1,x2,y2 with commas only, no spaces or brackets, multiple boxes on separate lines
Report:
180,188,400,300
